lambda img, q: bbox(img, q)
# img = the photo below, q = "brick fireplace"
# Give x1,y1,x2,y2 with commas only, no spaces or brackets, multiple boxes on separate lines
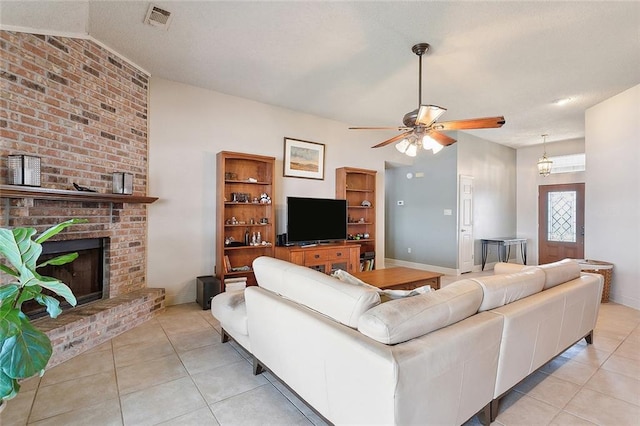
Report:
0,31,164,367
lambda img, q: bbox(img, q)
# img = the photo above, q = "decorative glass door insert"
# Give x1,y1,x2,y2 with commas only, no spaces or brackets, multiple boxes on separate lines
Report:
547,191,577,242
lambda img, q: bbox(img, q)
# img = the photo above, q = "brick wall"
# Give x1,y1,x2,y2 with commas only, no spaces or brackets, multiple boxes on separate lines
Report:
1,31,150,297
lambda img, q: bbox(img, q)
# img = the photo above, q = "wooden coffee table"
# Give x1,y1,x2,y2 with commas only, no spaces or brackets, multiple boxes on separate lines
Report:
354,267,443,290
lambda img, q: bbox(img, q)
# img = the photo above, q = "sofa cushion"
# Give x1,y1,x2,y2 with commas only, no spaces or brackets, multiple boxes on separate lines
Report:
473,268,545,311
539,259,581,289
356,279,483,344
210,290,248,336
253,256,380,328
493,262,528,275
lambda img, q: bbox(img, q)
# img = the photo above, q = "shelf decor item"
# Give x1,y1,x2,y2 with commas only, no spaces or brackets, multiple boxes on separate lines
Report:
283,137,325,180
112,172,133,194
7,154,41,187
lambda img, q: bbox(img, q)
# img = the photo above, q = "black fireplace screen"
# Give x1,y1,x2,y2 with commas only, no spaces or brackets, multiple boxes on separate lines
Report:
23,238,106,319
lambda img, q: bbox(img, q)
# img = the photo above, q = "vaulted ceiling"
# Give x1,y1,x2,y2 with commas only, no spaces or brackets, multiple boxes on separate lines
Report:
2,1,639,148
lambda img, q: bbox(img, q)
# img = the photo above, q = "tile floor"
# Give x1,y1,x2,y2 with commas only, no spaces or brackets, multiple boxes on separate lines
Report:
2,281,639,425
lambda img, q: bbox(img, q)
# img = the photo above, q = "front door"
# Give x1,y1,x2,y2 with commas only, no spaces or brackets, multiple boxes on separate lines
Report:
538,183,585,264
458,175,474,273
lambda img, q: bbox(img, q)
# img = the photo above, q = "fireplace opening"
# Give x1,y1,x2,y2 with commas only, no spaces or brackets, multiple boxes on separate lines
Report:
24,238,108,319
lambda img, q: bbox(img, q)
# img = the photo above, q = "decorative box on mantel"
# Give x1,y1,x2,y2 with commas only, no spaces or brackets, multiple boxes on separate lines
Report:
112,172,133,195
7,155,41,187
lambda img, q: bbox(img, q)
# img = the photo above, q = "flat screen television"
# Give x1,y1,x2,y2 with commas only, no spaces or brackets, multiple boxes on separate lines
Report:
286,196,347,245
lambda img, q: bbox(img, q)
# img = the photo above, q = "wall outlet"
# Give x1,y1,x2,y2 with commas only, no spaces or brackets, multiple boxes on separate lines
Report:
407,247,412,253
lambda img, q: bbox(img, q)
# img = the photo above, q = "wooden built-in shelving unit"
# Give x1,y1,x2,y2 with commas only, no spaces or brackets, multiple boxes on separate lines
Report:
336,167,377,271
216,151,275,290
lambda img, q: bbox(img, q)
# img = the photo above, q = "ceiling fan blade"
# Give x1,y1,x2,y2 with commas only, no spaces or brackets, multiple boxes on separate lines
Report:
371,131,412,148
426,130,457,146
433,116,506,131
349,126,411,131
415,104,447,126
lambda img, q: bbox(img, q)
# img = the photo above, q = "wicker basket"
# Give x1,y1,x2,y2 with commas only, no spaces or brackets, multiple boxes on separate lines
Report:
579,260,613,303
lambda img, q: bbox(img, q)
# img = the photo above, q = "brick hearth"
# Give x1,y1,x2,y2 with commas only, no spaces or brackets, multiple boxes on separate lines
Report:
0,30,164,368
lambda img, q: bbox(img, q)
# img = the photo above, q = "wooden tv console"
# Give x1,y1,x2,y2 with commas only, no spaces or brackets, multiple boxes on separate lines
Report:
275,242,361,275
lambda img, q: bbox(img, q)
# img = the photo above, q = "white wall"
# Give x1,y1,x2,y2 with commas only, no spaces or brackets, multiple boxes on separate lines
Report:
585,84,640,309
147,78,406,304
458,132,517,266
516,138,586,265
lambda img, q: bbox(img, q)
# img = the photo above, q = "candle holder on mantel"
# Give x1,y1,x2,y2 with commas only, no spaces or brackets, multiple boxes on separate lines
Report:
112,172,133,195
7,155,41,187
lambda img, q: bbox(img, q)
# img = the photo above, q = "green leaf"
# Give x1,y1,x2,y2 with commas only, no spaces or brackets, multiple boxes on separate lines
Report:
15,285,42,310
0,369,19,401
33,275,76,307
37,252,78,268
0,284,20,306
34,294,62,318
0,263,19,277
0,305,21,339
0,227,39,272
0,313,51,379
35,219,88,244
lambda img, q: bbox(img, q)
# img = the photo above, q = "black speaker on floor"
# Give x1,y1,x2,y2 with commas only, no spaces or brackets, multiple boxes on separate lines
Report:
196,275,221,310
277,233,287,246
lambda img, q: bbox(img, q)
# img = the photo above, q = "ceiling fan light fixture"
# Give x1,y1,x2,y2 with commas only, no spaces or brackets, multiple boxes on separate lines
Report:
431,142,443,154
421,134,443,154
537,134,553,177
405,143,418,157
396,138,410,153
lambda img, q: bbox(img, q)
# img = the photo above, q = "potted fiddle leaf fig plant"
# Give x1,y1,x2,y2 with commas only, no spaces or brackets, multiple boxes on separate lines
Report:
0,218,87,406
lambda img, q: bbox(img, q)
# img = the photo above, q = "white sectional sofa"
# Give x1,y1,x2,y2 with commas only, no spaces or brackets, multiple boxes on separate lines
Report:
211,257,603,425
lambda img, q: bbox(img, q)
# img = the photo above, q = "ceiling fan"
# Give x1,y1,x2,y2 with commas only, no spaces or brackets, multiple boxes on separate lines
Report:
349,43,505,156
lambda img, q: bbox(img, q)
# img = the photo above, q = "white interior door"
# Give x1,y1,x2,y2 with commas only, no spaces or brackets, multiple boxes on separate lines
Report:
458,175,474,273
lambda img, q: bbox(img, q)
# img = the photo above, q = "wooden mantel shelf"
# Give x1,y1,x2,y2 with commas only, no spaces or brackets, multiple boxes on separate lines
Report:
0,185,158,204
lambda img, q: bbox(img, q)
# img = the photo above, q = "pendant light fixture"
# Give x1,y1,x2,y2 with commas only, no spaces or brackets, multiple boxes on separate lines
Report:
537,134,553,177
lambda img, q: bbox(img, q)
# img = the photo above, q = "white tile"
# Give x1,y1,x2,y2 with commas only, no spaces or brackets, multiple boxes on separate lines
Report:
514,371,581,408
157,406,220,425
539,356,599,386
549,411,597,425
30,371,118,422
1,389,36,426
601,353,640,380
112,318,166,348
493,390,561,425
29,398,122,426
117,353,188,395
192,360,268,404
210,384,312,425
168,327,221,353
113,338,175,368
178,343,245,376
120,376,206,425
41,347,115,386
584,369,640,406
564,387,640,425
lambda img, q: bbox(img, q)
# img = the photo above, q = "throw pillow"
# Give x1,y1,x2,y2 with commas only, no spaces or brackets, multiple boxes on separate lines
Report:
332,269,432,302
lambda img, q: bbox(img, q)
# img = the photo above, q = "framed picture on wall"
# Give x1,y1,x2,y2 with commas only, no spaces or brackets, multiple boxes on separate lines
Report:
283,137,325,180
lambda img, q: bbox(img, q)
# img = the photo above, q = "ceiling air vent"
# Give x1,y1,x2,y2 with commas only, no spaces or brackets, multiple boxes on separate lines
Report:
144,4,173,30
